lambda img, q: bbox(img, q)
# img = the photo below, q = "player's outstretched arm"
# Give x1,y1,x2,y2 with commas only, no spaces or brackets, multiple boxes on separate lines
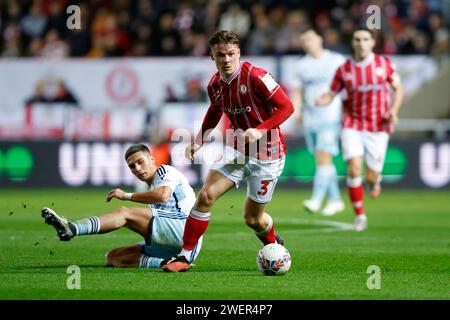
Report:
315,91,336,106
106,186,172,204
186,102,223,160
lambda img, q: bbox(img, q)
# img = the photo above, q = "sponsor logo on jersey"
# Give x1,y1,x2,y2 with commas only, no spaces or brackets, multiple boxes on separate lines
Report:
226,106,252,115
240,84,247,94
344,73,353,81
357,84,385,92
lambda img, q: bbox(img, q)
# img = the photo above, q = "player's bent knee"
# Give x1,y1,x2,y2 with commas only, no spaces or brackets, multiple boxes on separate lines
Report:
244,215,260,229
198,188,216,207
348,165,362,177
117,206,129,214
105,249,118,267
105,249,130,267
115,206,131,220
366,174,379,185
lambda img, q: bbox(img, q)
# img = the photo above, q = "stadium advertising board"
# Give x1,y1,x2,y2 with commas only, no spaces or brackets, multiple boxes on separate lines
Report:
0,140,449,189
0,57,438,141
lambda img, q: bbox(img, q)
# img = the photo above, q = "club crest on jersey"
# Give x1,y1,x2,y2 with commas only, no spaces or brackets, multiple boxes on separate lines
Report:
240,84,247,94
375,67,385,77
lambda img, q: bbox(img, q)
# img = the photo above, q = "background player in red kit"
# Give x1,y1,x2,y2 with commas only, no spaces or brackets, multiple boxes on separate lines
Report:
163,30,294,272
316,28,404,231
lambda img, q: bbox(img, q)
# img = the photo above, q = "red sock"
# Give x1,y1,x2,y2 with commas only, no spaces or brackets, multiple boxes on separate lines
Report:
348,184,365,215
256,217,276,245
182,209,211,250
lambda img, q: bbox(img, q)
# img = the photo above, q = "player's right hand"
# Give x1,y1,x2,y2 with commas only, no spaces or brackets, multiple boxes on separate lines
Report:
383,110,398,125
106,188,125,202
185,142,201,160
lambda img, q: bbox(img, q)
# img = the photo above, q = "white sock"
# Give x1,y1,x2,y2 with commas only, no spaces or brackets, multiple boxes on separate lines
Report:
139,255,164,268
73,217,101,235
179,248,193,260
347,176,363,187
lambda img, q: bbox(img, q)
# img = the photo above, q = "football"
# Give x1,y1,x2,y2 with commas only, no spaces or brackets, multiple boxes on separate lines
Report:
256,243,291,276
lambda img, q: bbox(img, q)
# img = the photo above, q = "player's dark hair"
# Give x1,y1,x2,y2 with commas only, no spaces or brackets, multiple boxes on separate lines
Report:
208,30,240,48
353,27,375,39
125,144,151,160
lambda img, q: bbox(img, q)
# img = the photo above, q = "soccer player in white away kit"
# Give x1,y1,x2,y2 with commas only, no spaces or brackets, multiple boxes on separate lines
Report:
317,28,404,231
41,144,202,268
291,28,346,216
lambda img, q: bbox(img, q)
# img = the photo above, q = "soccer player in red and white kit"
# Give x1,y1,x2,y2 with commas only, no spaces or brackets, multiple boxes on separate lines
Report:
316,28,404,231
163,30,294,272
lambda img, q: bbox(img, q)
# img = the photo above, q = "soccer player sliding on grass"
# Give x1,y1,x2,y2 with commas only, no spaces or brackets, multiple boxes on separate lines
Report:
41,144,202,269
316,28,404,231
162,30,294,272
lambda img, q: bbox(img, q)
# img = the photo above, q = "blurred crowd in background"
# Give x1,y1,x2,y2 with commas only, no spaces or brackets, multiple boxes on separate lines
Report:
1,0,449,58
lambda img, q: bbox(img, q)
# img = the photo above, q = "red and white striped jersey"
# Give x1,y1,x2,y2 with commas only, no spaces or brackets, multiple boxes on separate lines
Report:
330,53,400,133
199,61,293,160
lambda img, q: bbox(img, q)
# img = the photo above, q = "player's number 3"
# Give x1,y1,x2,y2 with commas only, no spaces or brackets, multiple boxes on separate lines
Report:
257,180,272,196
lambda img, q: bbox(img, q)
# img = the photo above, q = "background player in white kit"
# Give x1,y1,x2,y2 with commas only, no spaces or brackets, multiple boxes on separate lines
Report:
317,28,404,231
291,28,345,216
41,144,202,269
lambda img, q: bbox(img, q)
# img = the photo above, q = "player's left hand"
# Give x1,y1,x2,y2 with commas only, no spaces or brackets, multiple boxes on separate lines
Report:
185,142,202,160
106,188,125,202
383,110,398,124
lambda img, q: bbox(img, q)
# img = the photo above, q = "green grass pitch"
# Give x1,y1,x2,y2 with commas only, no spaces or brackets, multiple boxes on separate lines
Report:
0,188,449,300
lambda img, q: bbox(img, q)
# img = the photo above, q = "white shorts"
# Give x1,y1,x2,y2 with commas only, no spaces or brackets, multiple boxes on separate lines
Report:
341,128,389,173
141,210,203,263
304,124,340,156
210,146,285,203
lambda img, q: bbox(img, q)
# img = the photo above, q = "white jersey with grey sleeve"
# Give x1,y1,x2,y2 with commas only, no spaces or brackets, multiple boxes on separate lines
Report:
148,165,196,217
292,50,345,129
